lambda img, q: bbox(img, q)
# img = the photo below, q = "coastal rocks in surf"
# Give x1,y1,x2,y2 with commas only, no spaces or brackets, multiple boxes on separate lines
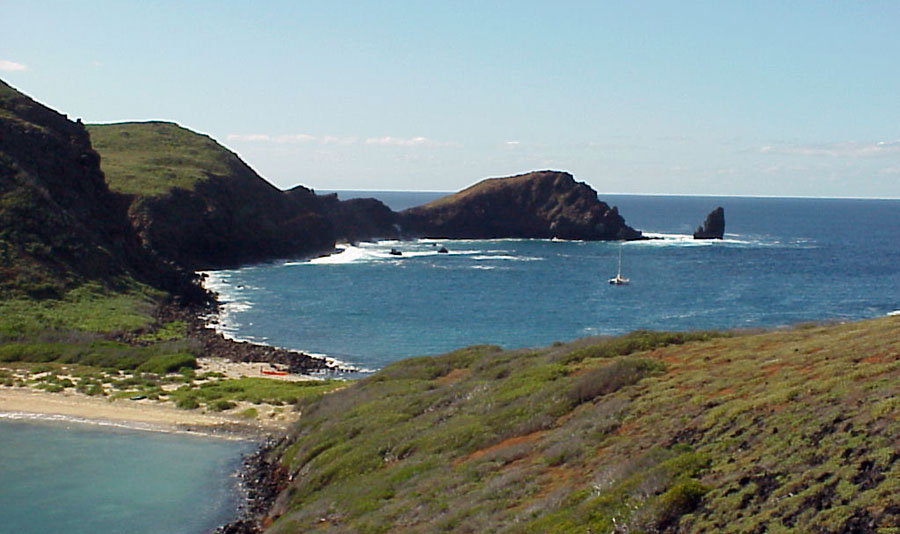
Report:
693,207,725,239
399,170,644,241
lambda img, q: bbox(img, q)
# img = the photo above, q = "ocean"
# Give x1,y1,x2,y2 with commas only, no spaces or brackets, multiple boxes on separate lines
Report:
204,193,900,373
0,416,251,534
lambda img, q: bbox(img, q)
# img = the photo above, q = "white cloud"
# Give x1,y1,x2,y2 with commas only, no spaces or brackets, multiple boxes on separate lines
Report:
0,59,27,72
322,135,357,145
504,140,521,148
227,133,272,142
227,133,316,143
365,136,438,147
759,141,900,158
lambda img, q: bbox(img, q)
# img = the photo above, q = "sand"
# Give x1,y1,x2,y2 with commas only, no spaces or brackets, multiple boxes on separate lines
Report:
0,357,321,437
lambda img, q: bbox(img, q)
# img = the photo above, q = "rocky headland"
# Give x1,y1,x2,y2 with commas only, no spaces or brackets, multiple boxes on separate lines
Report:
399,170,644,241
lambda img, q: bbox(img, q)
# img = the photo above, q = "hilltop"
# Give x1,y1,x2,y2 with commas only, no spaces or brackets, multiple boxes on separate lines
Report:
254,317,899,533
87,122,336,270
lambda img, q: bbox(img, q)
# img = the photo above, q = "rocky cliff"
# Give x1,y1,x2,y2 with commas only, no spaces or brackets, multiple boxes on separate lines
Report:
0,80,196,299
89,122,336,270
693,206,725,239
399,170,643,241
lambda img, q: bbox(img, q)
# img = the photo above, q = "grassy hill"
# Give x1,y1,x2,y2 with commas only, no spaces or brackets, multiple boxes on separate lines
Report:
87,122,334,269
264,317,900,533
88,121,237,197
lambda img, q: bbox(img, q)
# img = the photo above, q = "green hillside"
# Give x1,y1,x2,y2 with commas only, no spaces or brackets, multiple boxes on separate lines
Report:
88,121,237,196
265,318,900,533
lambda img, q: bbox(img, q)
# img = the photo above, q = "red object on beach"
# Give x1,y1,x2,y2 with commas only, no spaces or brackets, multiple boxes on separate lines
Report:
260,369,289,376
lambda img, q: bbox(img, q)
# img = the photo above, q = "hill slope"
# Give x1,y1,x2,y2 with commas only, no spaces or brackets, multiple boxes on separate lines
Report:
88,122,335,269
0,80,192,300
400,171,643,240
261,317,899,533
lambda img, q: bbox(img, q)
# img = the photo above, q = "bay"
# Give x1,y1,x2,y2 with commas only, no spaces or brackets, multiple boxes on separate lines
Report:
205,193,900,372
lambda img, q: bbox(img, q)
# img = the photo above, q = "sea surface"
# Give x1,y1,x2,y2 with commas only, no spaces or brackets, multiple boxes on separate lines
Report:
0,416,251,534
205,193,900,372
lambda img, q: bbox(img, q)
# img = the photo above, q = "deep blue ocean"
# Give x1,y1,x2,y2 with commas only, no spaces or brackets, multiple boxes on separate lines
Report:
205,193,900,372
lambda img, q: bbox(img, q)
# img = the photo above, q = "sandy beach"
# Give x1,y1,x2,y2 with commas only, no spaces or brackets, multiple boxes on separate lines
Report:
0,357,323,438
0,388,270,437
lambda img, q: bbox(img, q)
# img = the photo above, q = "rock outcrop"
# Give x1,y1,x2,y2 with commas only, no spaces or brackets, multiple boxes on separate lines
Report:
89,122,335,270
290,189,399,243
693,207,725,239
0,79,199,300
399,171,643,241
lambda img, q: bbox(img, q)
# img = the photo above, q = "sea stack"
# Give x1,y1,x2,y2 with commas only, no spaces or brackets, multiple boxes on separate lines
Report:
693,207,725,239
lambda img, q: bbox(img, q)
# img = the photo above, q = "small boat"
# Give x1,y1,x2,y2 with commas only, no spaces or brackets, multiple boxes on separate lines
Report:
389,248,402,256
608,245,629,285
437,246,448,254
261,368,289,376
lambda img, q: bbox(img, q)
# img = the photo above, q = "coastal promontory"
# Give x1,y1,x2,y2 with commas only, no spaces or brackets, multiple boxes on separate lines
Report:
399,170,643,241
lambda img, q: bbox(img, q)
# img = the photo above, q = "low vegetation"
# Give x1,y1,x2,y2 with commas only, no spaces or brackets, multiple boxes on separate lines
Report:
87,122,237,196
266,318,900,534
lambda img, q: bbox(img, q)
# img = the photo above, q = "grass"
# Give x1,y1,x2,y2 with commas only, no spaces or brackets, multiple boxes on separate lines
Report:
262,318,900,534
168,377,344,410
87,122,239,196
0,282,161,338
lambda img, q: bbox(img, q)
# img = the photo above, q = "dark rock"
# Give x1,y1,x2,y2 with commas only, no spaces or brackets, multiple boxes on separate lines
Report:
399,170,643,241
693,207,725,239
215,438,290,534
303,191,399,243
437,246,448,253
389,248,402,256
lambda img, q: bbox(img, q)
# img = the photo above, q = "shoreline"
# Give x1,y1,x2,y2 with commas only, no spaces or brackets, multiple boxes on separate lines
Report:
0,388,270,439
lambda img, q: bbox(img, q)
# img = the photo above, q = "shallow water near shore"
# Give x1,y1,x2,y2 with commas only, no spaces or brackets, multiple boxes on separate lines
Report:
207,193,900,372
0,417,252,534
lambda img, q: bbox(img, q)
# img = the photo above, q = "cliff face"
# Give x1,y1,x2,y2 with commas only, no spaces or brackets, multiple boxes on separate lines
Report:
399,170,643,240
89,122,335,270
0,80,193,298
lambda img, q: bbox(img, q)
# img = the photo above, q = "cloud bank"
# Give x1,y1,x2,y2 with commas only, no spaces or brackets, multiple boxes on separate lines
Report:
759,141,900,158
227,133,448,147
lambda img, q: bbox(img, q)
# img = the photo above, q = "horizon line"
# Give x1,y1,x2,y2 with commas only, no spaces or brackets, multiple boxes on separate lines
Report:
317,188,900,201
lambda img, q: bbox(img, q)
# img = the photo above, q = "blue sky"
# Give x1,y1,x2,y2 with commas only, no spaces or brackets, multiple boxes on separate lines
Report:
2,1,899,197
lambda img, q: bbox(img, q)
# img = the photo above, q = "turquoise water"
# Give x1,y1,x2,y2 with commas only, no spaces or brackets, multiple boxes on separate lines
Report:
206,194,900,372
0,417,251,534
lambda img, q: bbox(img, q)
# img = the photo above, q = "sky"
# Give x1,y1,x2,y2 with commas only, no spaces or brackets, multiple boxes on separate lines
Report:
2,1,899,198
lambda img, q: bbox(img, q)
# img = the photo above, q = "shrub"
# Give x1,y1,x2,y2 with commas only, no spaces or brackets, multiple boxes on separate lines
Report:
209,399,236,412
176,396,199,410
568,357,665,405
135,353,197,375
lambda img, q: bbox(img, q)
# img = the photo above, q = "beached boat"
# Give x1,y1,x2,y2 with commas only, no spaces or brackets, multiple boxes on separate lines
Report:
608,245,629,285
261,368,289,376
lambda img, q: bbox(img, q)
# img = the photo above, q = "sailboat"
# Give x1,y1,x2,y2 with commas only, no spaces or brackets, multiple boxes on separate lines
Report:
608,245,629,285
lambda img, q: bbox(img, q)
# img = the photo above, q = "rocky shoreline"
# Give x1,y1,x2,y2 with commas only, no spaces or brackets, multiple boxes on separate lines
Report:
215,437,290,534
